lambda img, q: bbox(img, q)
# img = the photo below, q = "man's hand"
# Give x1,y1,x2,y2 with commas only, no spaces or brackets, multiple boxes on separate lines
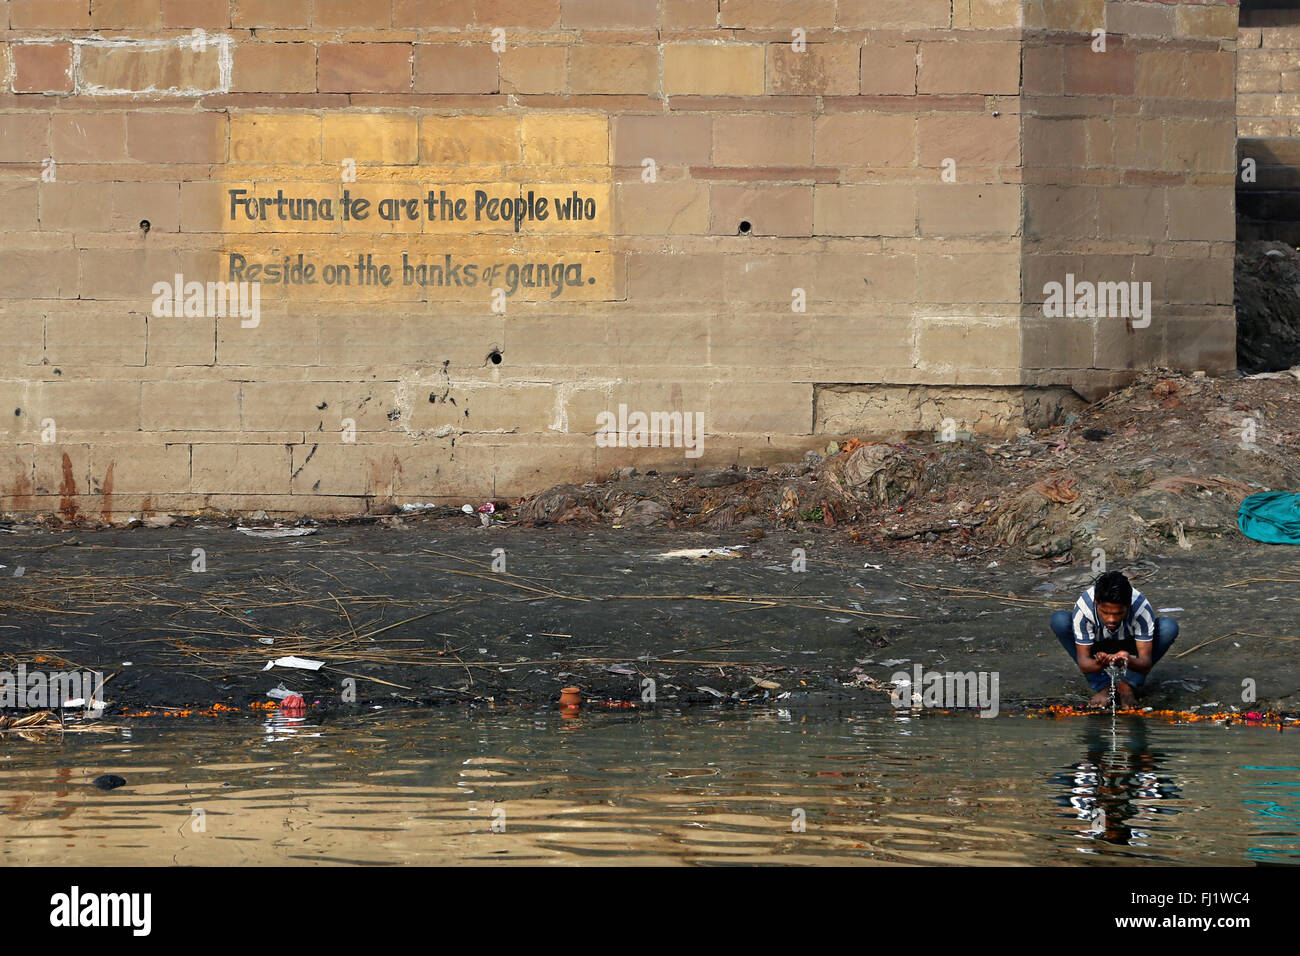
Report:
1109,651,1131,666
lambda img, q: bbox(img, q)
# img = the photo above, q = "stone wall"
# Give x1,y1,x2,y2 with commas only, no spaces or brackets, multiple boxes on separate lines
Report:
1238,3,1300,242
0,0,1239,519
1023,0,1238,396
1238,4,1300,137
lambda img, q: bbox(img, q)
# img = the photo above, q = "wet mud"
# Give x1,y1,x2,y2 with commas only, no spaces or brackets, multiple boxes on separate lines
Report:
2,524,1298,719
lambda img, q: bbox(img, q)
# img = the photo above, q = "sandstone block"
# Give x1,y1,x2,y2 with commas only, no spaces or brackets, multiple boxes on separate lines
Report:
234,0,312,27
501,46,567,94
767,43,859,96
708,184,812,236
127,112,227,163
860,42,917,95
814,113,915,166
568,44,659,95
12,43,75,94
318,43,413,94
12,0,92,27
813,184,917,237
921,183,1021,237
919,41,1019,95
323,113,417,164
664,44,765,96
614,114,712,166
232,42,317,94
415,45,499,94
194,443,290,494
714,114,814,166
142,380,241,429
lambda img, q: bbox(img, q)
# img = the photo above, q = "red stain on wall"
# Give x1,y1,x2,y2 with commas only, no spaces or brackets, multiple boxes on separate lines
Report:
5,472,33,511
58,452,78,521
100,461,115,524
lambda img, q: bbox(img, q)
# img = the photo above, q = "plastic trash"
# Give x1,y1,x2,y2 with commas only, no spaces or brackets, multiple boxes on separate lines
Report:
62,697,106,714
656,546,745,560
263,656,324,671
280,694,306,717
266,683,297,699
235,522,315,538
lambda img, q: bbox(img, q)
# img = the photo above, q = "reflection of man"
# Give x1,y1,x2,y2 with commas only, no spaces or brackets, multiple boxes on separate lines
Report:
1054,718,1179,848
1050,571,1178,709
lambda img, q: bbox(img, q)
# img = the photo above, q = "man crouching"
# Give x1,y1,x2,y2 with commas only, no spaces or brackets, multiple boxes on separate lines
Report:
1049,570,1179,709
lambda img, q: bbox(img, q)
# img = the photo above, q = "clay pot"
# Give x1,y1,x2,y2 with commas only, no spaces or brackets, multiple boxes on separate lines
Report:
559,687,581,710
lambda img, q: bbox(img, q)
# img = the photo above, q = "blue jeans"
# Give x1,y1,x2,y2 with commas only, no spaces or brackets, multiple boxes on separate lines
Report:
1049,610,1178,691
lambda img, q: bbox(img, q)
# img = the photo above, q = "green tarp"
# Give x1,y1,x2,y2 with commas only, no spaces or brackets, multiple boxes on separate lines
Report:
1238,492,1300,545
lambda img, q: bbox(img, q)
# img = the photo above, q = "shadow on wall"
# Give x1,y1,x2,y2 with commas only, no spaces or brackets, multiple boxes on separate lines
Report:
1240,0,1300,28
1237,139,1300,246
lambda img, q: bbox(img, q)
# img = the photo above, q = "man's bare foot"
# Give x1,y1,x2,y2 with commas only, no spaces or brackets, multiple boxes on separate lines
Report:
1116,683,1138,709
1088,688,1112,708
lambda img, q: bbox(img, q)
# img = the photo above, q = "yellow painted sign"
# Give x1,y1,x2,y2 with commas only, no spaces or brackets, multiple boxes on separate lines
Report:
220,112,614,302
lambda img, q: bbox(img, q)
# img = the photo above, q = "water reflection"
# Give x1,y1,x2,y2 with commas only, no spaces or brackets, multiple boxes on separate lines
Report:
1053,717,1182,857
261,711,324,743
0,709,1296,865
1242,764,1300,865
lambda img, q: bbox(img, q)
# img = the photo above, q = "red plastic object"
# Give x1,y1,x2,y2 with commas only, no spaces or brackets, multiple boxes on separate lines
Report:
280,694,306,717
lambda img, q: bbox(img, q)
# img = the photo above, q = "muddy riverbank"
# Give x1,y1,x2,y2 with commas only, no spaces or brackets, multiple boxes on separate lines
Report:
1,524,1297,717
510,369,1300,565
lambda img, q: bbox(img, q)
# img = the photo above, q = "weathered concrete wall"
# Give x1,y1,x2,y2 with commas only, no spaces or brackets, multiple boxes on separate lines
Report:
0,0,1238,519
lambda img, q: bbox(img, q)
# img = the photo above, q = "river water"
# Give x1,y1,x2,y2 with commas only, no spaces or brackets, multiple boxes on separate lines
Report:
1,709,1297,866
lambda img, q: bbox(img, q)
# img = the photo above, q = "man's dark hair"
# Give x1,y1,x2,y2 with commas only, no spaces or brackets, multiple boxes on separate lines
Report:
1094,570,1133,607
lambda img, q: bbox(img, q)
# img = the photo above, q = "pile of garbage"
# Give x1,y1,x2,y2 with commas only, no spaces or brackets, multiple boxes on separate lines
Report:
515,369,1300,563
1236,240,1300,373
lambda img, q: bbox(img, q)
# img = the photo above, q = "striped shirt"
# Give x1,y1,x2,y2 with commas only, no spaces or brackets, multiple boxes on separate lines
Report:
1070,585,1156,646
